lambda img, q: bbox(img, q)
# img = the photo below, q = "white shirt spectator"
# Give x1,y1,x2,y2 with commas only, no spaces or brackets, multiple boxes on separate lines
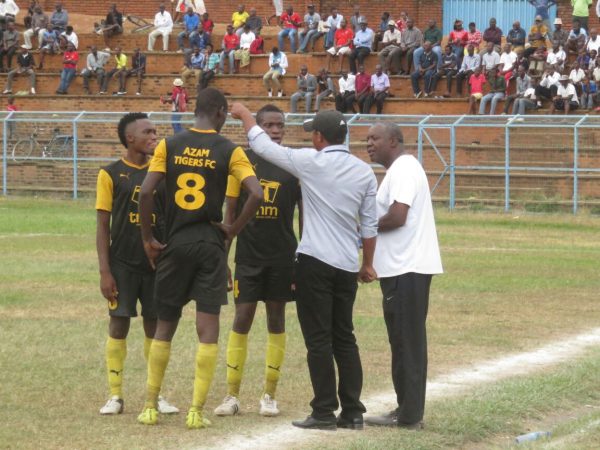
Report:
325,14,344,30
587,35,600,53
239,30,255,49
499,51,517,71
593,66,600,82
268,50,288,75
541,71,561,87
0,0,19,17
523,87,536,99
482,50,500,70
557,82,578,103
339,73,356,92
546,48,566,67
569,68,586,83
382,28,402,45
61,31,78,49
154,10,173,32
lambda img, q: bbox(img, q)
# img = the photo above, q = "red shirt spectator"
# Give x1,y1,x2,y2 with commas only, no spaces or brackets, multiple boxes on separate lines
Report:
449,29,468,48
202,18,214,33
355,71,371,95
280,11,301,29
64,50,79,69
467,29,482,48
335,27,354,47
469,72,486,94
396,19,407,32
250,35,264,54
223,32,240,50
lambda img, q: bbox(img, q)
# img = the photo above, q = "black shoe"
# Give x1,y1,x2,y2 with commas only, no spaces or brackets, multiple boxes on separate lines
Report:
292,415,337,430
336,415,363,430
365,413,423,430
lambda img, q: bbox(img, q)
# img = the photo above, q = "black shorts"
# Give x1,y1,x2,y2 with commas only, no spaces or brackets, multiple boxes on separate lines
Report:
234,263,294,303
154,240,227,320
109,262,156,319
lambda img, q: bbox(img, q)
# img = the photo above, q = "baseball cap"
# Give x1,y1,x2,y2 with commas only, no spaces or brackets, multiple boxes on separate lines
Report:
303,110,348,142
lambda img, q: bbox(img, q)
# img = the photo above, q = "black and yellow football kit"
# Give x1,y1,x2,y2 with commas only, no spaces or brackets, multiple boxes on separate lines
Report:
149,128,255,319
96,158,163,318
226,150,300,303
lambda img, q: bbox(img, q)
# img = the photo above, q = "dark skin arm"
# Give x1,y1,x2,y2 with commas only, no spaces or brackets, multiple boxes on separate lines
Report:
213,175,263,241
378,201,409,232
96,210,117,301
223,195,238,291
358,236,377,282
139,171,166,269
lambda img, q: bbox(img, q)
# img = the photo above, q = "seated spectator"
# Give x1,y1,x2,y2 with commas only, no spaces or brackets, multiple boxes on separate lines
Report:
249,29,264,54
576,48,591,69
499,43,517,85
37,23,59,69
581,76,597,109
234,24,255,71
466,21,482,54
201,12,214,44
278,6,301,53
373,12,391,51
191,24,209,50
535,66,560,106
59,25,78,51
467,65,485,114
587,28,600,54
99,4,123,51
181,45,204,88
481,42,500,71
589,49,598,68
378,20,401,74
550,74,579,114
325,19,353,73
0,21,19,72
507,21,526,54
349,19,373,74
514,47,529,71
432,44,458,97
503,65,530,113
448,19,468,62
592,59,600,83
523,15,548,58
49,2,67,33
567,20,587,54
314,67,335,111
393,18,422,74
482,17,502,54
512,80,539,115
263,46,287,97
23,5,47,50
81,46,109,94
528,45,547,75
349,5,363,33
0,0,19,28
456,44,481,96
3,45,36,95
173,0,194,24
55,41,78,94
365,64,390,114
148,4,173,52
246,8,262,34
395,11,408,32
101,46,128,95
551,18,568,50
323,7,343,49
569,60,586,95
177,7,200,53
231,4,249,36
200,43,219,90
297,4,321,53
355,64,371,112
411,41,438,98
290,64,317,113
335,70,356,113
126,48,146,95
415,19,443,70
220,24,239,74
546,42,566,70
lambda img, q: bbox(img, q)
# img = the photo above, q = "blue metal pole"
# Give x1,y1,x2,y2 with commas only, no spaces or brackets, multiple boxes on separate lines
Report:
417,115,431,163
573,116,586,214
504,124,511,212
2,111,14,196
345,113,359,149
449,125,456,210
72,111,85,199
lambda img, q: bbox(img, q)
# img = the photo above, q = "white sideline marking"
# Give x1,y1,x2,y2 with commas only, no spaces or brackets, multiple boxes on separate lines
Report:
209,328,600,450
0,233,77,239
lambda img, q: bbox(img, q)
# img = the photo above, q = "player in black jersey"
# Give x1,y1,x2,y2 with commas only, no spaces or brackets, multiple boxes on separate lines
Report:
137,88,263,429
214,104,301,417
96,112,178,416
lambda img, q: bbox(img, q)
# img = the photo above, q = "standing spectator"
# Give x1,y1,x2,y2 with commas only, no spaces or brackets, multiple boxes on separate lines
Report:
201,12,214,44
373,12,391,51
349,19,373,74
99,4,123,51
314,68,335,111
551,18,568,49
297,4,320,53
467,66,486,114
571,0,593,31
23,5,47,50
59,25,78,51
456,44,481,96
290,64,317,113
550,74,579,113
147,4,173,52
37,23,59,69
55,41,78,95
335,70,356,113
231,4,249,35
479,67,506,114
535,66,560,106
499,43,517,85
162,78,189,133
503,65,531,113
173,0,194,23
355,64,371,113
49,2,67,33
234,25,255,71
323,7,343,49
482,18,503,53
529,0,556,35
466,21,482,53
267,0,283,26
263,46,287,97
81,46,109,95
448,19,468,62
349,5,363,33
177,7,200,53
393,18,422,75
325,19,353,73
432,45,458,98
278,6,301,53
181,45,204,88
3,45,36,94
546,42,566,70
102,46,128,95
481,41,500,71
524,15,548,57
567,20,588,54
200,43,219,90
365,64,390,114
126,48,146,96
507,21,526,54
414,20,443,70
364,122,442,431
411,41,438,98
246,8,262,34
0,21,19,72
220,25,240,74
378,20,401,74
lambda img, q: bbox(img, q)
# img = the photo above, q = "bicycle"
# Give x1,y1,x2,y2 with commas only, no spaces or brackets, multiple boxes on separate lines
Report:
125,14,154,34
11,126,74,162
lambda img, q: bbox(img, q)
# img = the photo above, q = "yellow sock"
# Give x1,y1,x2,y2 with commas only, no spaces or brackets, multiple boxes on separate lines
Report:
143,337,152,362
145,340,171,409
226,331,248,397
264,333,286,398
192,343,218,409
106,337,127,398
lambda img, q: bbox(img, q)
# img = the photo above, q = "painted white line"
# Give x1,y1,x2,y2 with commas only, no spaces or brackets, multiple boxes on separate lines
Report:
0,233,82,239
208,328,600,450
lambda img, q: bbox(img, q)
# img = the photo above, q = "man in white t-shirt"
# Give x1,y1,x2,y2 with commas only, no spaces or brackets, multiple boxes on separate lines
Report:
364,122,442,429
587,28,600,53
550,74,579,114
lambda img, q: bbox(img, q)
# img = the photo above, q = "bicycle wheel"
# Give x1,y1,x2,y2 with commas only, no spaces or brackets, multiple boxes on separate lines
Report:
45,136,73,161
11,139,35,162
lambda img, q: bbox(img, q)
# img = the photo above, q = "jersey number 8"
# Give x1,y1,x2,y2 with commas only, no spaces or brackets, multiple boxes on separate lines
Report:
175,173,206,210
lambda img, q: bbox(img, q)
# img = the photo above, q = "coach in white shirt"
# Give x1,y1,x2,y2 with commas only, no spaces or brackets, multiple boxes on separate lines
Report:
364,122,442,429
148,4,174,52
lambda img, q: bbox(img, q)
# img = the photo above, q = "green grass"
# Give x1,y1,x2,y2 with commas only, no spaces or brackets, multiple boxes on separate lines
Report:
1,197,600,449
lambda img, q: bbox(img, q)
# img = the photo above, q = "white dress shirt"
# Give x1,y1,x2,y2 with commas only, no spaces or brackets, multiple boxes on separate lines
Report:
154,11,173,32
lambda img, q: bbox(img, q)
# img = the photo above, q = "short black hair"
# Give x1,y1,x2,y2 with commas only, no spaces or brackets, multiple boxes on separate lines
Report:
195,87,228,117
117,112,148,149
256,104,284,125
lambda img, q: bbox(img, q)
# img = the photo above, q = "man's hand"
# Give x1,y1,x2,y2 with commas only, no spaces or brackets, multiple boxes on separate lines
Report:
100,271,118,301
358,264,377,283
212,221,236,242
230,102,252,120
143,238,166,269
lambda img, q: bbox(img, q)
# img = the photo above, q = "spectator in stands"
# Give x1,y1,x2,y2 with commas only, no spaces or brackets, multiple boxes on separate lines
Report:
529,1,556,35
250,28,264,54
201,12,214,44
323,7,343,49
365,64,390,114
569,60,586,95
81,46,109,95
550,74,579,113
59,25,78,51
546,42,566,70
379,20,401,74
567,20,587,54
37,23,59,69
499,43,517,85
267,0,283,26
512,79,539,115
55,41,78,94
0,21,18,71
126,48,146,95
49,2,67,33
148,4,173,52
523,15,548,58
482,18,502,54
415,19,443,70
234,24,255,71
587,28,600,53
587,48,597,68
220,24,239,74
571,0,592,31
314,68,335,111
232,4,249,35
394,18,422,75
278,6,301,53
246,8,262,34
503,65,530,113
576,48,591,69
200,43,219,90
263,46,287,97
432,44,458,98
373,12,391,51
481,42,500,71
102,46,128,95
181,45,204,88
3,45,36,95
456,44,481,96
23,5,47,50
466,21,482,53
191,23,209,50
535,65,560,106
335,70,356,112
529,45,547,75
290,64,317,113
164,78,189,133
325,18,353,73
99,4,123,51
349,19,373,74
297,4,320,53
551,18,568,49
507,21,526,54
467,66,485,114
581,76,596,109
0,0,19,28
448,19,468,62
411,41,438,98
177,7,200,53
173,0,194,24
355,64,371,112
349,5,362,33
395,11,408,32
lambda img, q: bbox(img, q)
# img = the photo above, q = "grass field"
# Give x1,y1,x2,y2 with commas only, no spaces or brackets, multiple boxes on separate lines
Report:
1,196,600,450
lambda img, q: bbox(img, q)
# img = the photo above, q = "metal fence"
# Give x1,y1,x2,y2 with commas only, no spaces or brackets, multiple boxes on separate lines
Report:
1,111,600,214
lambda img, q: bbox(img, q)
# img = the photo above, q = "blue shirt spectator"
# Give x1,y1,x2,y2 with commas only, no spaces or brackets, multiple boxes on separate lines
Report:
353,26,374,48
529,0,556,20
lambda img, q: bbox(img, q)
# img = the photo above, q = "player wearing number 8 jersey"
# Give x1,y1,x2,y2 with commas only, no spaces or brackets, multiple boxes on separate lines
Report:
137,88,263,429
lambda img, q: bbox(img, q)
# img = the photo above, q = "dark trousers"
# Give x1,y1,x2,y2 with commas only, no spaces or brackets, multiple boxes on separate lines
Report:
0,46,17,69
295,253,365,420
432,68,457,92
200,69,215,90
364,91,388,114
535,84,558,101
335,91,356,113
349,47,371,74
356,92,370,113
380,272,432,425
455,69,473,95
